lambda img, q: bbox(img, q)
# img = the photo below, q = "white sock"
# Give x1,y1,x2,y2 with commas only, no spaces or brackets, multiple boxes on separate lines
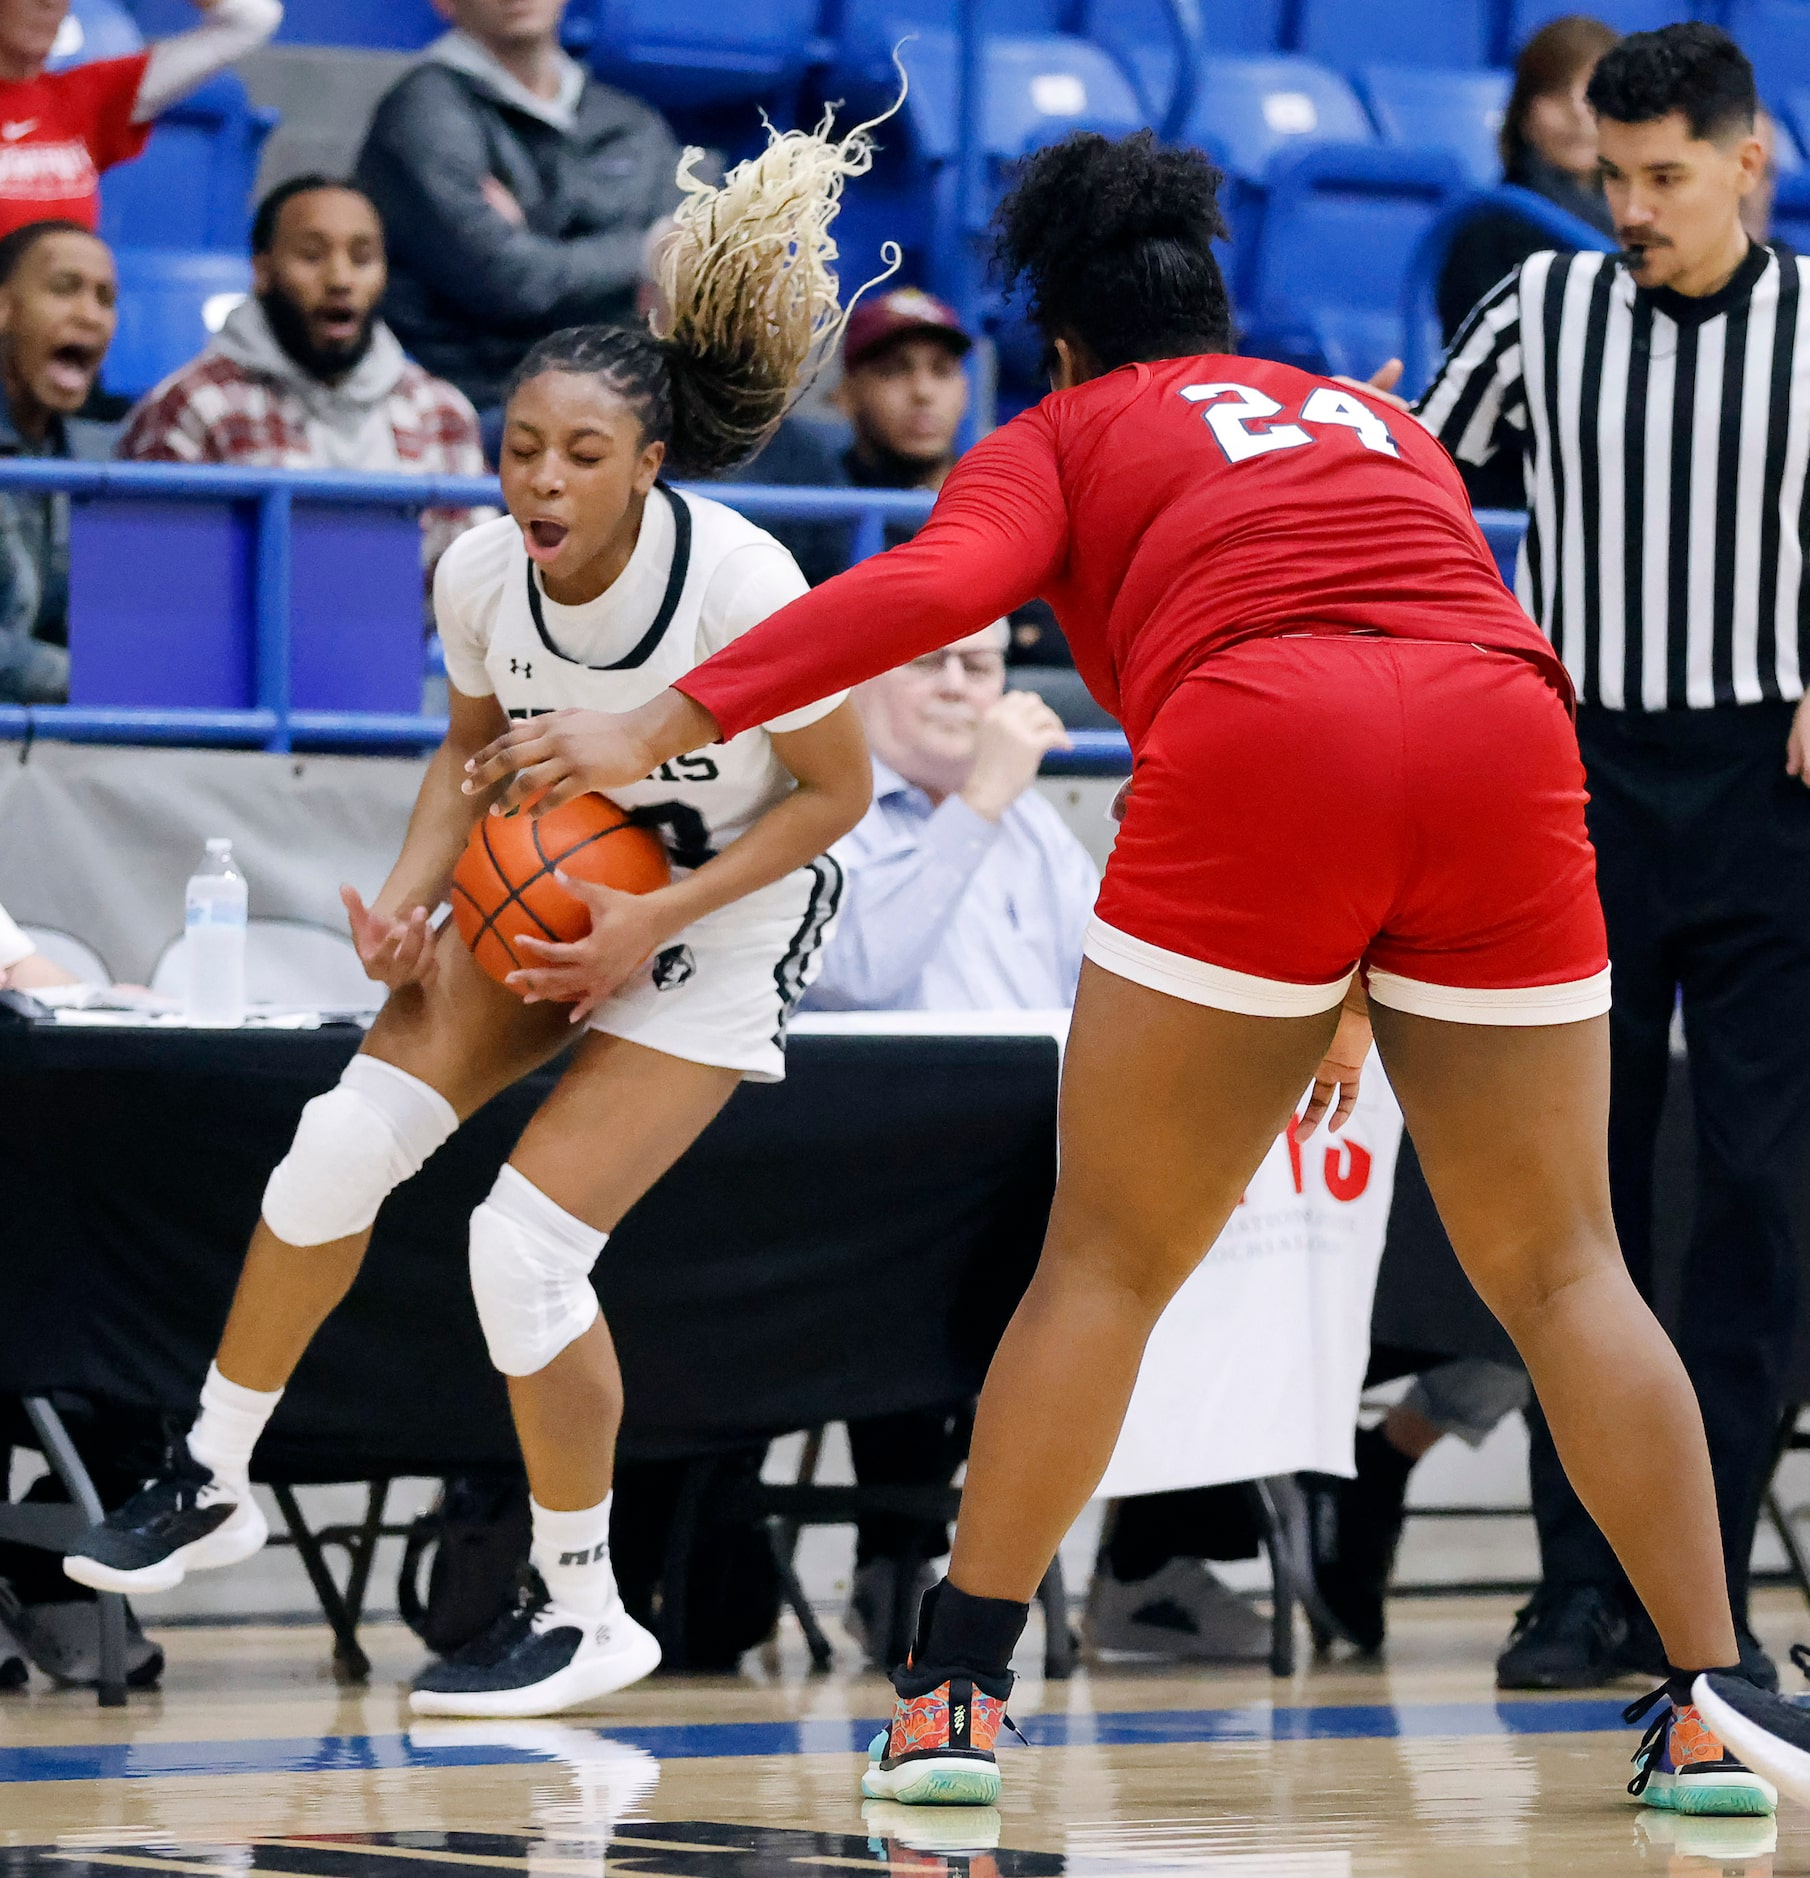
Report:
187,1362,282,1495
531,1494,618,1619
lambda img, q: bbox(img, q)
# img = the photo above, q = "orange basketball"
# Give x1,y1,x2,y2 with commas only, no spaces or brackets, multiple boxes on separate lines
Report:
450,793,671,992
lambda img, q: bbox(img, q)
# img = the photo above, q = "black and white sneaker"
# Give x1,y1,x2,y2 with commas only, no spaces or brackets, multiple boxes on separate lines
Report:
61,1438,267,1595
409,1567,661,1718
1691,1672,1810,1810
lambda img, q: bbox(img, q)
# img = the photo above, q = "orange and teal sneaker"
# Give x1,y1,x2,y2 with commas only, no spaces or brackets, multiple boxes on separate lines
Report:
862,1669,1013,1805
1625,1682,1777,1816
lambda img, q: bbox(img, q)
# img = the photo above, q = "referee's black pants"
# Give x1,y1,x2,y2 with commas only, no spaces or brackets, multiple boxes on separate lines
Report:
1525,701,1810,1629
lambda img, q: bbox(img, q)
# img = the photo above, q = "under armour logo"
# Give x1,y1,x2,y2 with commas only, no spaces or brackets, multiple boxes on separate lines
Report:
510,657,533,679
651,944,696,992
557,1543,609,1565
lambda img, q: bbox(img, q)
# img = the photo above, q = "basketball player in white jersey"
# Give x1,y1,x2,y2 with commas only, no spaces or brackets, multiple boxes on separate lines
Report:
62,121,882,1719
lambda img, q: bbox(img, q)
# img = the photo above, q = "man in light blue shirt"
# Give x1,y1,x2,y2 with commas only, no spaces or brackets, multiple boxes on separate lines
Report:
803,622,1096,1014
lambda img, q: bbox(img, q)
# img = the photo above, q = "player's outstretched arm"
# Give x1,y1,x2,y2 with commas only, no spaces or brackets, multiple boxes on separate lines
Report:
505,701,874,1021
462,689,720,818
348,684,509,990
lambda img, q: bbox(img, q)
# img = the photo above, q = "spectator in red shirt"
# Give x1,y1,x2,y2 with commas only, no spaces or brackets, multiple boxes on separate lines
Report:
118,175,486,572
0,0,281,239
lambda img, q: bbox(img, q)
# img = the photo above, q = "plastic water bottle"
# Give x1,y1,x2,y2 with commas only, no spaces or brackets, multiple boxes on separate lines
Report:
184,838,248,1027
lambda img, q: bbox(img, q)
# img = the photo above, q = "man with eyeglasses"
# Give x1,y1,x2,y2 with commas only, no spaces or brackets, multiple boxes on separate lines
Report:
803,622,1095,1014
802,622,1096,1657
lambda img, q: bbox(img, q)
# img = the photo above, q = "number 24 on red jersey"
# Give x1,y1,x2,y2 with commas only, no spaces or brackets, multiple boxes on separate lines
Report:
1180,381,1400,466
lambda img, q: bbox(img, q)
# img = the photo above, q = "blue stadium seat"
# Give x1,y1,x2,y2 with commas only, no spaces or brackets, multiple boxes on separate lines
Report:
123,0,444,47
49,0,143,69
1358,64,1510,188
1299,0,1493,71
1199,0,1290,53
104,248,250,401
1178,56,1374,305
585,0,823,108
1510,0,1702,47
98,73,276,251
835,0,1066,90
1242,143,1470,378
879,32,1147,160
1731,2,1810,108
1084,0,1285,119
1183,55,1373,180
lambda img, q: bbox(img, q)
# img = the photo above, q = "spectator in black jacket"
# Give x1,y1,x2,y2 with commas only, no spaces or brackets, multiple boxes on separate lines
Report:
1437,15,1619,342
354,0,680,418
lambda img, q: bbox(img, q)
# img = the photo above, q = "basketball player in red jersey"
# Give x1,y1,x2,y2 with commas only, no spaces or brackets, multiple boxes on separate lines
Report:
465,132,1810,1811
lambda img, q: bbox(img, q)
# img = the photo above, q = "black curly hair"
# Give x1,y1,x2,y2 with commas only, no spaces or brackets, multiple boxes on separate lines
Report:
502,324,774,479
1586,21,1755,142
994,130,1233,374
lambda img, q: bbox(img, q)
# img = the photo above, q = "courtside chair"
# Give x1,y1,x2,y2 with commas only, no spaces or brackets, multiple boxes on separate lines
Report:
148,919,384,1014
1296,0,1495,71
1358,64,1512,190
18,927,111,987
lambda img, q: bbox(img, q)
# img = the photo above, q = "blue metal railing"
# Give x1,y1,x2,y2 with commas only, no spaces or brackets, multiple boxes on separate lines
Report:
0,459,1539,782
0,460,1136,775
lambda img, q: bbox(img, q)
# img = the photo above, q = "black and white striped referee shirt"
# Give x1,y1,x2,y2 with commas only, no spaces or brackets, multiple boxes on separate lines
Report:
1417,241,1810,710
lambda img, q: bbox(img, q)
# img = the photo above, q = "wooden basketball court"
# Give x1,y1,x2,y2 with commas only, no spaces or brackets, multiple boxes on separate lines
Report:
3,1592,1803,1874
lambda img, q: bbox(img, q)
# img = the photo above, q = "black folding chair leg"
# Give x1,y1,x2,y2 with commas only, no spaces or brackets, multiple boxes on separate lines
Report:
1766,1487,1810,1612
1038,1555,1075,1679
22,1397,127,1708
1249,1477,1298,1678
764,1519,835,1671
338,1480,392,1633
270,1483,371,1683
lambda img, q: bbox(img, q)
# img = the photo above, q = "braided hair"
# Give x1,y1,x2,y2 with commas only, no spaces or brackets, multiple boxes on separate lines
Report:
994,130,1233,373
504,103,901,475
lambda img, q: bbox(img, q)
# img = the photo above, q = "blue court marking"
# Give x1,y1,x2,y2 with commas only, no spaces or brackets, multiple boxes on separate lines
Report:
0,1697,1643,1785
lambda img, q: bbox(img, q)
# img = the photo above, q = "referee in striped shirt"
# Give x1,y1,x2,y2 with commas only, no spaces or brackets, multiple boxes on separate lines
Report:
1419,23,1806,1693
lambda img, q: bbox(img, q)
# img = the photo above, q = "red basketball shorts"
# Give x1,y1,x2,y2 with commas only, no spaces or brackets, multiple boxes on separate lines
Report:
1088,634,1611,1024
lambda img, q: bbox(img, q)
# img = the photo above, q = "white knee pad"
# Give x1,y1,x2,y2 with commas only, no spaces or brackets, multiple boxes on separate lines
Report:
469,1164,607,1377
261,1056,458,1247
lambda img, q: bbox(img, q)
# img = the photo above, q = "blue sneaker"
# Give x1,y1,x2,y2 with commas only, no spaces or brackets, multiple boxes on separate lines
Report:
1625,1683,1777,1816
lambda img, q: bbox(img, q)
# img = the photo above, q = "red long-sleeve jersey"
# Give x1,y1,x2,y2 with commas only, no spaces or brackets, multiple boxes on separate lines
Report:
678,354,1564,751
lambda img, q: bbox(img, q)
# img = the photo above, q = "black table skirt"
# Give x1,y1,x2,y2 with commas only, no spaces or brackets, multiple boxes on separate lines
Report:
0,1021,1056,1473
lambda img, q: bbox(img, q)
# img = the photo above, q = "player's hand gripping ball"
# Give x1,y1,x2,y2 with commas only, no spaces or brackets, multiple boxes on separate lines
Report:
451,793,670,994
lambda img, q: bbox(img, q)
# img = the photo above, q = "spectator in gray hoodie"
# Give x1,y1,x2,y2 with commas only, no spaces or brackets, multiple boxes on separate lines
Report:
118,175,485,569
354,0,681,416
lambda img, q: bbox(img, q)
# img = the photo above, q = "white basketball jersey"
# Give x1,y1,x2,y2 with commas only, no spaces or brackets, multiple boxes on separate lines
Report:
434,487,844,867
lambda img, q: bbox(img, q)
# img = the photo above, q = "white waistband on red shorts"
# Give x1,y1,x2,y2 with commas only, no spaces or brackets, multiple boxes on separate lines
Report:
1084,919,1613,1027
1083,918,1354,1017
1365,964,1613,1026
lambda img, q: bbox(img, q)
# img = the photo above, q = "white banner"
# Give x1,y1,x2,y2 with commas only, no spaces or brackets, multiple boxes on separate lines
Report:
1097,1063,1404,1496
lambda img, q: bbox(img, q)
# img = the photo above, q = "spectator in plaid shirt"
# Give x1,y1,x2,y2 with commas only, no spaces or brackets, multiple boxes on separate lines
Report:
117,175,486,570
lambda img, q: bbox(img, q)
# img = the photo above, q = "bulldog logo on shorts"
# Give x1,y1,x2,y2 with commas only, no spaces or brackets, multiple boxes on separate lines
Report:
651,944,696,992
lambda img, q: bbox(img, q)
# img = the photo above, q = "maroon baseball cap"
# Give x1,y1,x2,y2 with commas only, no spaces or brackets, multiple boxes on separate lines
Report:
842,287,973,368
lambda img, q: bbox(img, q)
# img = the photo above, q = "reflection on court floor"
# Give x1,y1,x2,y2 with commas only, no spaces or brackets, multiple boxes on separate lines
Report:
0,1598,1805,1875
